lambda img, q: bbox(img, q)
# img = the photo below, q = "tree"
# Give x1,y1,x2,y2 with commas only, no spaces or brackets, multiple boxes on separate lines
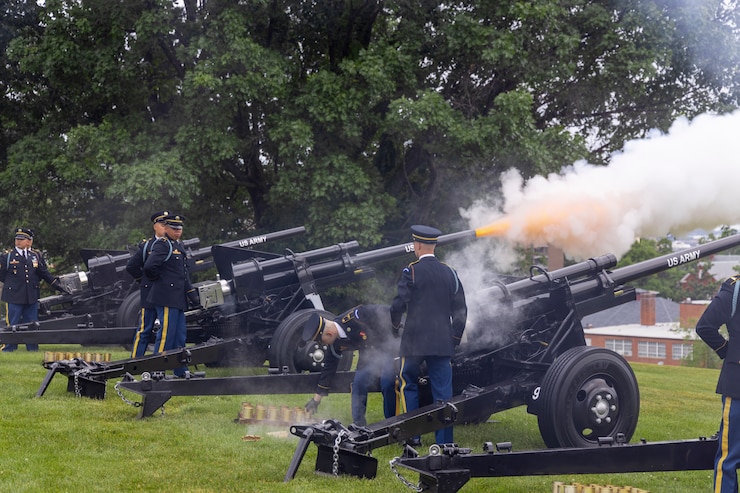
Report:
0,1,43,168
0,0,738,282
0,0,201,262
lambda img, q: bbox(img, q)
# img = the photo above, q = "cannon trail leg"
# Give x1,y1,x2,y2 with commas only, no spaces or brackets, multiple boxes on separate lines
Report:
36,362,60,397
284,427,315,481
138,391,173,418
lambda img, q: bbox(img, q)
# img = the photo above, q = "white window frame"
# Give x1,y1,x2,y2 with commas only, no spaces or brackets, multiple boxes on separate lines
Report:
606,338,632,356
638,341,666,359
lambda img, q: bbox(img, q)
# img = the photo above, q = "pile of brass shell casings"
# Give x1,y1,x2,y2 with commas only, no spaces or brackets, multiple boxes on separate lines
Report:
43,352,111,363
236,402,312,426
552,482,649,493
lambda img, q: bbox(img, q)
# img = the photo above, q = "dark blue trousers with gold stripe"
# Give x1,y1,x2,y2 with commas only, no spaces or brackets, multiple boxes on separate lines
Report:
715,395,740,493
130,307,157,358
399,355,453,445
153,305,187,377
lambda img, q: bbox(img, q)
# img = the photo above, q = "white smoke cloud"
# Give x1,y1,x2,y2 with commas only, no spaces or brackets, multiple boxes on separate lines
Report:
448,110,740,348
466,110,740,260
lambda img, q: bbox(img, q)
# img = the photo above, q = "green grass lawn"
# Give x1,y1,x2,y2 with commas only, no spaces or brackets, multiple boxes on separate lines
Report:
0,346,723,492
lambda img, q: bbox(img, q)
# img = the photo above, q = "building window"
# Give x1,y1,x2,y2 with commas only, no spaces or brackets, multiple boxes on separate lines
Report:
638,341,666,359
584,337,591,346
672,343,694,360
606,339,632,356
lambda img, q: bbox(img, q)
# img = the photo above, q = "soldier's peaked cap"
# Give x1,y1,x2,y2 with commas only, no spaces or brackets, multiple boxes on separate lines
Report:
14,227,33,240
302,313,326,342
164,214,185,230
411,225,441,244
150,211,170,223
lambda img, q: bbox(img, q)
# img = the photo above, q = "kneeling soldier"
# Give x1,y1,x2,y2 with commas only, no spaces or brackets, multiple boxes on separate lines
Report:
303,304,398,427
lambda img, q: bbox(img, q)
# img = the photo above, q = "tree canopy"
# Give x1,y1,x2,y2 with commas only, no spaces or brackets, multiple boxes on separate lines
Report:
1,0,738,280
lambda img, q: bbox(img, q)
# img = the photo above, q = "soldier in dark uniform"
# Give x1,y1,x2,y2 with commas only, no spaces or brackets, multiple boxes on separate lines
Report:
126,211,169,358
391,225,467,446
696,274,740,493
302,305,398,426
0,227,68,352
143,214,200,376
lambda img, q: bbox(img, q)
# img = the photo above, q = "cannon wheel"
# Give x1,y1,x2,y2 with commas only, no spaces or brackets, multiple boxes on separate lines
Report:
536,346,640,448
116,291,141,327
116,291,142,351
268,309,354,374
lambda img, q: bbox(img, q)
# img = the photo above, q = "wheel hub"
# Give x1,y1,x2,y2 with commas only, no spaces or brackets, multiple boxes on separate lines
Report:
309,345,326,365
590,393,615,424
577,378,619,429
288,341,328,373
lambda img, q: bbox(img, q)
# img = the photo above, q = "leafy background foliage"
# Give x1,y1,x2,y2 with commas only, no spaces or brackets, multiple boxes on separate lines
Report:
0,0,738,305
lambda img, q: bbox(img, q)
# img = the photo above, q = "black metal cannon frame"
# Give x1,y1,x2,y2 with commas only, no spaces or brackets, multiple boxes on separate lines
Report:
19,228,478,397
70,233,740,490
389,435,717,493
7,226,307,333
266,234,738,483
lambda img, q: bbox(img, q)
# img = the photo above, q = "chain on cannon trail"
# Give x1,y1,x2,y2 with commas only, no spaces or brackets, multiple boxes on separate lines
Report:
72,369,95,398
332,429,349,476
113,374,165,417
389,457,423,492
114,380,143,408
115,381,165,416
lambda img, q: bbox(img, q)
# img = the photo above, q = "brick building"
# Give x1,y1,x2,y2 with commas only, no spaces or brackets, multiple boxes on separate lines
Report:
582,292,710,366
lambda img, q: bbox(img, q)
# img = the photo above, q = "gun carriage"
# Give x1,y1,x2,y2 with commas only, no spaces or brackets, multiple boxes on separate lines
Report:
21,226,307,332
114,233,740,491
11,228,477,397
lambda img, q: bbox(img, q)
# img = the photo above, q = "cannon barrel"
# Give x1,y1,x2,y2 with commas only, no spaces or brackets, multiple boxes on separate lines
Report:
186,226,306,264
482,233,740,304
569,233,740,302
86,237,201,271
229,229,479,297
86,226,306,275
84,238,203,289
82,226,307,289
606,234,740,284
350,229,478,265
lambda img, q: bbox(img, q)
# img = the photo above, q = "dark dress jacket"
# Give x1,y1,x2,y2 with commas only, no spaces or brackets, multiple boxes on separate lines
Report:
696,275,740,399
0,249,57,305
126,238,157,310
143,236,193,311
390,255,467,357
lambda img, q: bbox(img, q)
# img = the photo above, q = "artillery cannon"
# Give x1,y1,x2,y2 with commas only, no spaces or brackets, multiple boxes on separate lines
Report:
18,228,478,397
29,226,308,331
114,233,740,487
31,238,203,331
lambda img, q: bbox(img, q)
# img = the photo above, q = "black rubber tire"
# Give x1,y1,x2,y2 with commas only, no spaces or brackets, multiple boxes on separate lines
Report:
116,291,142,327
535,346,640,448
116,291,142,351
268,309,354,374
